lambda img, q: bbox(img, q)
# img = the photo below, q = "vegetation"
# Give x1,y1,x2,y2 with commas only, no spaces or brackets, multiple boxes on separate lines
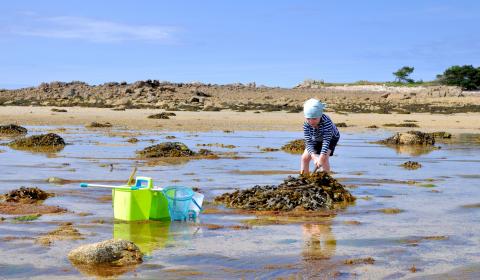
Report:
437,65,480,90
393,66,415,83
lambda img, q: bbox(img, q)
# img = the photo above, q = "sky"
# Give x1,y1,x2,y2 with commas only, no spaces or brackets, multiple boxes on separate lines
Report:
1,0,479,88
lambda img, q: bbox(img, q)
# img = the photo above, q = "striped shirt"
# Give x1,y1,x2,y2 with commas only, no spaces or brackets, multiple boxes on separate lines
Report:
303,114,340,155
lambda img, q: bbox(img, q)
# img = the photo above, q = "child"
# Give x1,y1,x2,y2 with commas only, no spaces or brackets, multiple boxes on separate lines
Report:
301,98,340,174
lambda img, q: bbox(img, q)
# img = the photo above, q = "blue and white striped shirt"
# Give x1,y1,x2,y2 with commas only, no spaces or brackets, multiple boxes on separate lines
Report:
303,114,340,155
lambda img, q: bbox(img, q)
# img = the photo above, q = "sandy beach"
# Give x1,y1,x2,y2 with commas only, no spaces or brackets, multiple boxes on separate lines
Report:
1,106,479,134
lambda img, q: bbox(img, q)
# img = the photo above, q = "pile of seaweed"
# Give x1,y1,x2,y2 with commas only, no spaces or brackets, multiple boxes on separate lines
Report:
1,186,54,203
215,172,355,211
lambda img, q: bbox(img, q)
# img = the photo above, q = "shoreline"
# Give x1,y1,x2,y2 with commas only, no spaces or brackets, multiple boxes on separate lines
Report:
1,106,480,134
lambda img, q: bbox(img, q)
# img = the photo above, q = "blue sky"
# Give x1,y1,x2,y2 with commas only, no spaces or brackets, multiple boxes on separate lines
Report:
1,0,479,88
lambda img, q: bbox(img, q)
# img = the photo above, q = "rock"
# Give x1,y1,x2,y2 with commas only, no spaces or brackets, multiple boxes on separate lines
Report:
214,172,355,211
51,108,67,113
430,131,452,139
377,131,435,145
126,138,139,143
87,122,112,128
1,187,54,203
0,124,28,136
401,161,422,170
68,239,142,266
147,112,176,119
46,177,69,184
281,139,305,154
136,142,196,158
381,93,390,98
8,133,65,150
335,122,348,127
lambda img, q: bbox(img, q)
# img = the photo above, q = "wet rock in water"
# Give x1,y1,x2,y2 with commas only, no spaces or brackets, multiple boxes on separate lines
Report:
87,122,112,128
46,177,71,184
0,124,28,136
197,148,217,158
214,172,355,211
281,139,305,154
8,133,65,150
36,222,83,246
401,161,422,170
137,142,195,158
147,112,176,119
430,131,452,139
126,137,139,143
377,131,435,145
1,187,53,203
68,239,143,266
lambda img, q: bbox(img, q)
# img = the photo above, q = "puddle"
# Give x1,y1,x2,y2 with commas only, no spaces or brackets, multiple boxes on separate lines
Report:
0,127,479,279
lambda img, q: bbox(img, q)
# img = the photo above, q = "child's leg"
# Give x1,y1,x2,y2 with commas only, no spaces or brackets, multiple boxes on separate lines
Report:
300,149,312,174
320,150,332,172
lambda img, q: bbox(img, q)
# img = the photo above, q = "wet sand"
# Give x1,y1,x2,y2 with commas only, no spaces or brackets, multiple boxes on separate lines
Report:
1,106,480,133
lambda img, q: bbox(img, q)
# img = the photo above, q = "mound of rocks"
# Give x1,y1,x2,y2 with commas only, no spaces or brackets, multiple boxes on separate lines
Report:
377,131,435,145
8,133,65,149
401,161,422,170
215,172,355,211
2,187,54,203
68,239,142,266
0,124,28,136
281,139,305,154
137,142,195,158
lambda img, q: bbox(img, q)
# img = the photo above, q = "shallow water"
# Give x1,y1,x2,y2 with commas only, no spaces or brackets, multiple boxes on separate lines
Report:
0,127,479,279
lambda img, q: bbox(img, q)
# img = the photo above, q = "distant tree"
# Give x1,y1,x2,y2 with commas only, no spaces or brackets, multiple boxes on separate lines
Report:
393,66,415,83
437,65,480,90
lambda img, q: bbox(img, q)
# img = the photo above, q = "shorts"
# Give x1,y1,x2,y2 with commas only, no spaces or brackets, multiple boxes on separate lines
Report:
313,136,339,156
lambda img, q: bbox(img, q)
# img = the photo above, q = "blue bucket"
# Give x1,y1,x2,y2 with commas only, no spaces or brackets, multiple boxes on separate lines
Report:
162,186,194,221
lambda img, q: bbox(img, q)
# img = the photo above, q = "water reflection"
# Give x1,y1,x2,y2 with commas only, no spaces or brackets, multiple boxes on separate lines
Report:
113,220,171,255
302,222,336,261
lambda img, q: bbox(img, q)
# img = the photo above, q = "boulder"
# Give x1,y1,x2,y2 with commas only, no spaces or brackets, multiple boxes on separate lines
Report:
68,239,142,266
378,131,435,145
8,133,65,149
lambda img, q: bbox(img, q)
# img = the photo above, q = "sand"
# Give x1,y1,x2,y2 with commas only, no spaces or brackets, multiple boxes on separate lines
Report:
0,106,479,134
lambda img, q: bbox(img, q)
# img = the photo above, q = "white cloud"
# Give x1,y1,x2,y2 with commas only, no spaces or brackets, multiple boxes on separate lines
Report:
9,16,175,43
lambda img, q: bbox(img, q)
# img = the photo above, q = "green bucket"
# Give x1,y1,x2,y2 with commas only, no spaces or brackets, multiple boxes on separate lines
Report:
112,177,153,221
149,190,170,220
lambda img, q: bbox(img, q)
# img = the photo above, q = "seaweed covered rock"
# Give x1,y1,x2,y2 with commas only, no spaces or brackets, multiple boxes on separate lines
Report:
281,139,305,154
147,112,176,119
0,124,28,136
8,133,65,150
137,142,195,158
430,131,452,139
377,131,435,145
401,161,422,170
1,187,54,203
215,172,355,211
87,122,112,128
68,239,142,266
